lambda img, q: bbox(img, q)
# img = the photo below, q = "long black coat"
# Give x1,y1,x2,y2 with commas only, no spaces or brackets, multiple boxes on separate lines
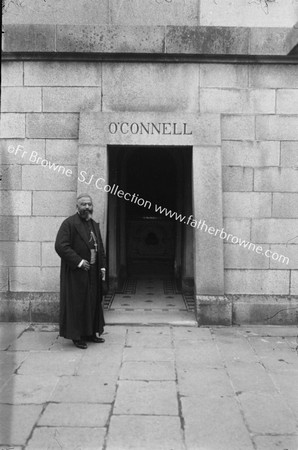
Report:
55,213,106,340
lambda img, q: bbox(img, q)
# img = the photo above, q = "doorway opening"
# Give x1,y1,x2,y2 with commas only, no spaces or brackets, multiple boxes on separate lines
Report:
107,146,194,305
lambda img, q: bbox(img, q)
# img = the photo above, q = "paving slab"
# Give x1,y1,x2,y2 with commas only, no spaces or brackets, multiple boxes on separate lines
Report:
120,361,176,381
17,351,82,376
26,426,106,450
123,346,174,361
106,415,184,450
226,361,277,394
182,395,255,450
114,380,178,415
254,435,298,450
50,374,116,403
177,366,234,398
175,341,224,368
38,403,111,427
0,374,58,404
8,330,57,351
0,323,29,350
0,351,29,389
0,404,43,446
214,335,259,363
172,326,212,342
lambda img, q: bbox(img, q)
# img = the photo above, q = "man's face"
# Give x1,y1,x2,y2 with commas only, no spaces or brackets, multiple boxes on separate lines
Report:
77,197,93,220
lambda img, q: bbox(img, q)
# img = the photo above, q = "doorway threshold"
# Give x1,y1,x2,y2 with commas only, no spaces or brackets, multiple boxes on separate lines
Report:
104,309,197,326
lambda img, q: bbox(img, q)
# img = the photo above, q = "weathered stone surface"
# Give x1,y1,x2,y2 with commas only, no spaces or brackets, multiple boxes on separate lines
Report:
3,24,55,52
200,64,248,88
9,267,60,292
196,295,232,326
45,139,78,166
43,87,101,112
0,242,40,267
106,415,184,450
269,244,296,269
114,380,178,415
38,403,110,427
79,112,220,146
166,26,249,54
222,140,280,167
0,191,31,216
0,297,30,320
273,193,298,218
222,167,253,192
182,396,254,450
33,191,76,216
193,146,224,295
200,0,298,27
223,192,271,218
18,351,82,376
225,269,289,295
3,0,109,25
103,63,199,112
254,435,298,450
57,25,165,52
0,323,28,350
252,218,298,244
0,165,22,190
223,218,251,241
123,347,174,362
0,405,43,446
177,366,234,398
24,61,101,86
222,115,255,140
281,141,298,166
224,243,270,269
0,139,46,165
126,327,172,348
51,375,116,403
22,165,76,191
120,361,175,381
26,113,79,139
277,89,298,114
1,61,23,86
8,331,57,351
257,115,298,141
226,361,278,393
27,427,106,450
250,65,298,88
0,374,58,404
110,0,199,25
254,167,298,192
0,114,25,138
250,28,294,55
200,89,275,114
290,270,298,295
0,268,8,292
19,217,63,241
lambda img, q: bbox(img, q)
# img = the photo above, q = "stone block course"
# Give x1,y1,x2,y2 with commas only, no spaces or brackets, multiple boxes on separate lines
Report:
269,245,296,269
222,167,253,192
222,141,280,167
0,165,22,190
19,217,64,241
200,89,275,114
0,216,18,241
102,63,199,112
0,191,31,216
24,61,101,86
46,140,78,165
41,242,60,267
22,165,77,191
3,24,55,52
26,114,79,139
1,87,42,113
290,270,298,294
272,193,298,218
254,167,298,192
223,219,251,241
57,25,165,53
33,191,76,216
221,115,255,140
281,142,298,166
43,87,101,112
1,140,46,165
224,243,270,269
223,193,271,218
257,115,298,141
9,267,60,292
277,89,298,114
0,268,9,291
251,219,298,243
1,61,23,86
0,242,40,267
200,64,248,88
250,65,298,88
225,270,290,295
0,114,25,138
250,28,294,55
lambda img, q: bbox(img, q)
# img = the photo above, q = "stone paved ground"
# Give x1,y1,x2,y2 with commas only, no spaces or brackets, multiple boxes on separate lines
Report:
0,323,298,450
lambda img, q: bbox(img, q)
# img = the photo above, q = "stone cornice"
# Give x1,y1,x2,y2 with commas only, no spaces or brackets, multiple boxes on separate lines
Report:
2,25,298,58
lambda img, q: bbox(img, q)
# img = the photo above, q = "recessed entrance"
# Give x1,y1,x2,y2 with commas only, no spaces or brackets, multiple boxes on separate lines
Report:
107,146,194,303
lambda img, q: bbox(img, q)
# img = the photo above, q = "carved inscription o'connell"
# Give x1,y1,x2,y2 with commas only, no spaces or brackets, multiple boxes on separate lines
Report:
108,122,192,136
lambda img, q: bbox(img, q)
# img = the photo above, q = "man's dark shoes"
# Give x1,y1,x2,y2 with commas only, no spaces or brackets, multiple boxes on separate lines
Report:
73,339,88,349
84,335,105,343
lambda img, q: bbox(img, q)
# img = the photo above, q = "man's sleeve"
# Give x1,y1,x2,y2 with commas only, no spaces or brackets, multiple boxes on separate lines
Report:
55,219,83,270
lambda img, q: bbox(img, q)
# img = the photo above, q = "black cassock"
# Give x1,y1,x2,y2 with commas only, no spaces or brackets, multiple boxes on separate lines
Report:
55,213,106,340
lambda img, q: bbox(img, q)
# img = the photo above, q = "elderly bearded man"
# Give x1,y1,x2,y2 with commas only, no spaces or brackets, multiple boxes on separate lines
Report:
55,193,106,349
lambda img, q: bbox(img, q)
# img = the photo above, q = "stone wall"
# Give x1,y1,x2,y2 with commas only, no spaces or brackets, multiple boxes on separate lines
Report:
1,60,298,322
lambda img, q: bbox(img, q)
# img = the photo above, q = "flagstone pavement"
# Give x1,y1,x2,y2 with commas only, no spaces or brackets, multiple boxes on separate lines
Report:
0,323,298,450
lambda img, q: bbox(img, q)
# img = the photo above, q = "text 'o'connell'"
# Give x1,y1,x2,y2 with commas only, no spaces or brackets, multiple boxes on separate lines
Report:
108,122,192,136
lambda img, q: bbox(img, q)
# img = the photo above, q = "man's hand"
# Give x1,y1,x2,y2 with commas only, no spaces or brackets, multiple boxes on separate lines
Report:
101,268,106,281
81,260,90,271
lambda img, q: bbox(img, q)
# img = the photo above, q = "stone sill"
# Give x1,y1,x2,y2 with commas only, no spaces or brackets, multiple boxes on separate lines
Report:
2,25,298,57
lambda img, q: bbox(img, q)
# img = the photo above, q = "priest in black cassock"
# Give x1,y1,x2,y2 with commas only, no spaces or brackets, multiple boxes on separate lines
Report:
55,193,106,349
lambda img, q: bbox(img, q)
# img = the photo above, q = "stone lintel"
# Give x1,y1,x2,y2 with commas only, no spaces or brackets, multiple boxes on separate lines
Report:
2,25,298,56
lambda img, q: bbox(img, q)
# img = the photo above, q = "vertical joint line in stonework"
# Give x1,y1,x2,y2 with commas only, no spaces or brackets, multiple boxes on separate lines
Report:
101,64,103,112
171,327,186,449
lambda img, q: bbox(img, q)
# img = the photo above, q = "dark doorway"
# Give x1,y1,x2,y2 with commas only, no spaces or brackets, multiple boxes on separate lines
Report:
107,146,193,292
